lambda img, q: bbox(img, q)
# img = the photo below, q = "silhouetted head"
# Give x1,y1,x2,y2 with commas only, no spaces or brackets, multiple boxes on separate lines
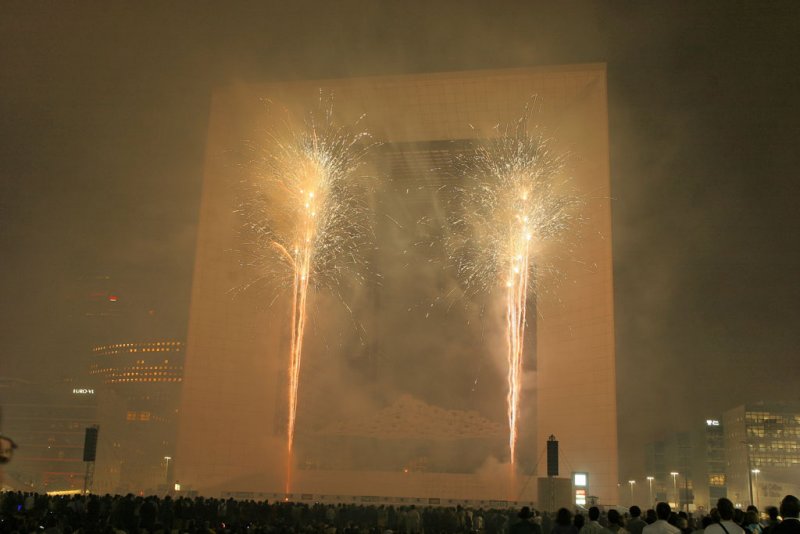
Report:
716,498,735,521
745,511,759,525
656,502,671,521
589,507,600,521
556,508,572,526
780,495,800,519
766,506,779,521
630,506,642,518
608,509,621,526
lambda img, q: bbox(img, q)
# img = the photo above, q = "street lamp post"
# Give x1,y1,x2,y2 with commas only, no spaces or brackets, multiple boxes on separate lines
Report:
647,476,655,505
629,480,636,505
683,472,690,514
742,441,754,507
164,456,172,485
752,469,760,508
670,472,679,508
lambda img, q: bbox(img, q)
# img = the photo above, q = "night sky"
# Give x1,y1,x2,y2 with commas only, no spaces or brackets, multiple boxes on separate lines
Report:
2,2,799,481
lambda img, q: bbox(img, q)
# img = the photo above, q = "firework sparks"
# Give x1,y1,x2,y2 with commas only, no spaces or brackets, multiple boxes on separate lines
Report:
241,98,374,492
447,112,580,466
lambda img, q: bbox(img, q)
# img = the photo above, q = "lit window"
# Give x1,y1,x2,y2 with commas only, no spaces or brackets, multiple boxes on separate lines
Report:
709,475,726,486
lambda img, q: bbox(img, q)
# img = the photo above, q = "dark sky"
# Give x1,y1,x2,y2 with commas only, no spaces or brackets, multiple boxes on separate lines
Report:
2,2,799,479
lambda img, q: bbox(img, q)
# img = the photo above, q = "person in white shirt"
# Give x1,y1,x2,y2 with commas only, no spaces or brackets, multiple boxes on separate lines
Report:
704,498,745,534
642,502,680,534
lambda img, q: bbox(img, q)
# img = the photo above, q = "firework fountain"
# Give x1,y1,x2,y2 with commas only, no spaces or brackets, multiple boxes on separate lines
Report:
448,113,580,468
243,100,374,493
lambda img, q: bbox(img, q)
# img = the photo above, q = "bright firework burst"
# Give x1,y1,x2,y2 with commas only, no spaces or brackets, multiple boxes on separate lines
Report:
240,96,375,491
447,111,581,466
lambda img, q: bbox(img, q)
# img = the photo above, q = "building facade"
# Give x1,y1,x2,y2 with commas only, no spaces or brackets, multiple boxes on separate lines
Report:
704,419,728,507
723,403,800,509
641,418,727,512
0,378,97,493
177,65,617,504
89,340,184,495
644,432,694,510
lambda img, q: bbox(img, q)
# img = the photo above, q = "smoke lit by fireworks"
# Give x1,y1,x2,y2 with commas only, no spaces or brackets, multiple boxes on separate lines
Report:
447,112,581,466
241,97,375,491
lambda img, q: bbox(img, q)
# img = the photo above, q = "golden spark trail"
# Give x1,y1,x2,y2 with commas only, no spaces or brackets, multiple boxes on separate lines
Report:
505,208,531,466
241,100,374,494
447,110,579,467
286,195,314,493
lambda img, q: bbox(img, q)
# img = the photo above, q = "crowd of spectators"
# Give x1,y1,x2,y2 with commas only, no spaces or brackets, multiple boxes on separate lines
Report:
0,492,798,534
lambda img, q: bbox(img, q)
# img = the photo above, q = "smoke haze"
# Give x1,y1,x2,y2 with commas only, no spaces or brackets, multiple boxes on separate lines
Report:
1,2,799,488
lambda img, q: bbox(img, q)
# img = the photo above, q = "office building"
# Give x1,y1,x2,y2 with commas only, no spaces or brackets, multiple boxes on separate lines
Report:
723,402,800,508
642,418,728,511
90,340,184,494
0,378,97,493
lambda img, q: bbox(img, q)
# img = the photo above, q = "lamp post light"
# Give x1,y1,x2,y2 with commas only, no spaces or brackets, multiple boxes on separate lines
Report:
164,456,172,485
629,480,636,505
752,469,760,508
647,476,655,504
670,472,679,508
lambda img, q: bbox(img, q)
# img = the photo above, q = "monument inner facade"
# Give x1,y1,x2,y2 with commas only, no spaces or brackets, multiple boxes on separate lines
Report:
176,65,617,505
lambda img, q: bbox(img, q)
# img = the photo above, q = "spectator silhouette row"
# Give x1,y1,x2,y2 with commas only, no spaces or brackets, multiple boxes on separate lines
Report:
1,491,798,534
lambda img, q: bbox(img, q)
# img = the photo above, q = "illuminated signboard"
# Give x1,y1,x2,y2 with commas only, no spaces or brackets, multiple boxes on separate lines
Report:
574,472,588,505
706,419,720,426
72,388,95,395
